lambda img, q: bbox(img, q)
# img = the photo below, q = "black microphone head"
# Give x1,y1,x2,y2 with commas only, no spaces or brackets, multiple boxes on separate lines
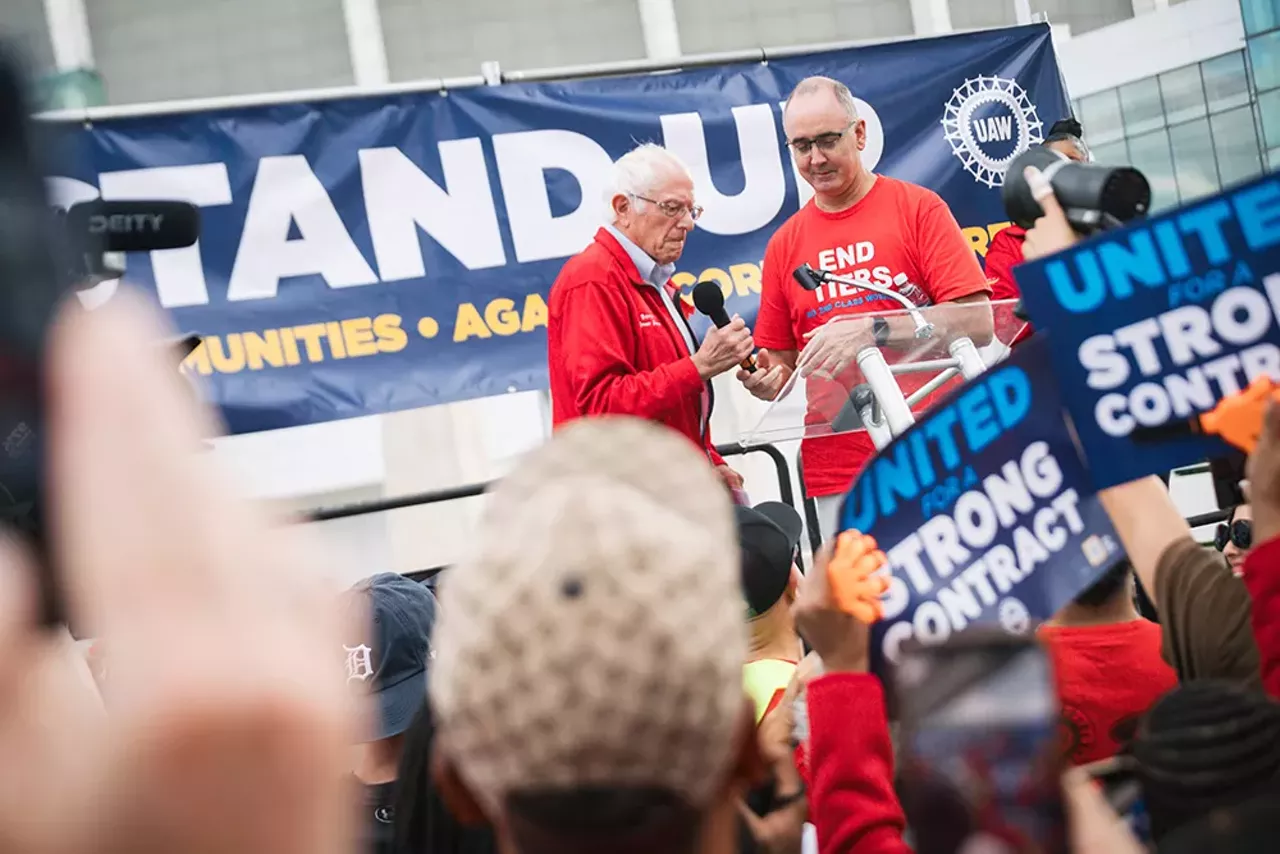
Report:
692,280,726,317
65,200,201,252
792,264,823,291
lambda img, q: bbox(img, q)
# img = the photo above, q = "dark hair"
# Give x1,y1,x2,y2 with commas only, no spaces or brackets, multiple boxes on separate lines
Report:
391,702,498,854
1045,117,1084,141
1044,117,1090,161
504,787,702,854
1134,681,1280,841
1071,559,1132,608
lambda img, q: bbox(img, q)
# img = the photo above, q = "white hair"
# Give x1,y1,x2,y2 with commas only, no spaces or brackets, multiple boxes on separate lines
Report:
605,143,693,222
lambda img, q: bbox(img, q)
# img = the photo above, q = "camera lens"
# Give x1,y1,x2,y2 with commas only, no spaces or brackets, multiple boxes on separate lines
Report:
1003,145,1151,233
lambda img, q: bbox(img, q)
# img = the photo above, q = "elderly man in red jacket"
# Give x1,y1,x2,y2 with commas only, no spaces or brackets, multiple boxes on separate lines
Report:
547,143,754,491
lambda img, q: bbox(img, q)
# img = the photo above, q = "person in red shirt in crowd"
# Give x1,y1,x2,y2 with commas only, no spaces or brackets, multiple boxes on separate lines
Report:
547,143,751,493
983,118,1091,318
1243,407,1280,701
1039,559,1177,766
790,534,1147,854
741,76,992,538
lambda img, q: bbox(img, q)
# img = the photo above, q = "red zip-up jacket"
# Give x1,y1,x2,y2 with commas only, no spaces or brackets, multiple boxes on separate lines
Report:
806,673,911,854
547,228,725,466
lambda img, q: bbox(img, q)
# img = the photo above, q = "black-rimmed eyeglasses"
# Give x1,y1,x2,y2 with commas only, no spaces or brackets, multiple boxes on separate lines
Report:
787,121,857,156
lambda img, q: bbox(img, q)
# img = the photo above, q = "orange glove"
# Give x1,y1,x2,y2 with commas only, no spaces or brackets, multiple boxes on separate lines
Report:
1198,375,1280,455
827,530,891,624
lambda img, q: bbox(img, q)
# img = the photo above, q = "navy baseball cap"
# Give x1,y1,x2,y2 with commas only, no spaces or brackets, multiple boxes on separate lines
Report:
344,573,437,742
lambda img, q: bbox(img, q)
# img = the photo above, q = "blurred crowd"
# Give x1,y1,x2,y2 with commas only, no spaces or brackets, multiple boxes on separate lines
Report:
2,69,1276,854
4,254,1277,854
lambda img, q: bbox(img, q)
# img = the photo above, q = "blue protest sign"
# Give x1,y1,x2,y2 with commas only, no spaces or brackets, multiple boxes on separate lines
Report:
838,336,1124,665
1015,173,1280,488
40,24,1066,434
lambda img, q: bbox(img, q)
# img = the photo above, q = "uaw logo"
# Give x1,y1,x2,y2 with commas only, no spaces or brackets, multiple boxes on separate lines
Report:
942,75,1044,188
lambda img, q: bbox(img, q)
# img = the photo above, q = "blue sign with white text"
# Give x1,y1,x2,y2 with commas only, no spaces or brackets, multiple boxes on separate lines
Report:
1016,173,1280,487
839,337,1123,665
40,25,1067,433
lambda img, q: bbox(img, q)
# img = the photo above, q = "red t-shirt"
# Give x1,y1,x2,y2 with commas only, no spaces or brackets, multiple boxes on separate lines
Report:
754,176,991,497
1040,620,1177,766
983,225,1033,345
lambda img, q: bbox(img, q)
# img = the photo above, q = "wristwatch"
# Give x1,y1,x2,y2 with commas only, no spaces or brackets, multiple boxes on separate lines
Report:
873,315,890,347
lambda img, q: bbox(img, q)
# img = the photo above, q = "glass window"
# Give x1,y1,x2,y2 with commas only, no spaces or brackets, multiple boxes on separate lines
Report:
1250,31,1280,92
1242,0,1280,36
1203,52,1252,112
1119,77,1165,136
1078,89,1125,146
1211,106,1264,187
1270,146,1280,171
1259,88,1280,149
1168,119,1220,203
1126,129,1178,212
1159,65,1207,125
1091,139,1130,166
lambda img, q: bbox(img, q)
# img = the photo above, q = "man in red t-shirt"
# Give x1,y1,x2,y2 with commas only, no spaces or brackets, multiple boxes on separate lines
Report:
1039,559,1177,766
741,76,991,537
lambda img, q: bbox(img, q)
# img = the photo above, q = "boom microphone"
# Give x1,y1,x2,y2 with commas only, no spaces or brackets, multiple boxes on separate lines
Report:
692,280,755,373
64,200,201,252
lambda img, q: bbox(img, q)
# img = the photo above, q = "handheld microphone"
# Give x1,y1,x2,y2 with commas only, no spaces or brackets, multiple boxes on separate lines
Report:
64,200,201,252
692,280,755,373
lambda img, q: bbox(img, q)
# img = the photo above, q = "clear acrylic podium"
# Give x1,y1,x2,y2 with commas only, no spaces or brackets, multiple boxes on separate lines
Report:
742,298,1028,450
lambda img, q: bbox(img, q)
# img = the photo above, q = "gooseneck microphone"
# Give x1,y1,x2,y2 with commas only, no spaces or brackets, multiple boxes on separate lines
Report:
692,280,755,373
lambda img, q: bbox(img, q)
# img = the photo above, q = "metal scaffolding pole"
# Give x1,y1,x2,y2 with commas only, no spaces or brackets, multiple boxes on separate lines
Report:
34,23,1035,123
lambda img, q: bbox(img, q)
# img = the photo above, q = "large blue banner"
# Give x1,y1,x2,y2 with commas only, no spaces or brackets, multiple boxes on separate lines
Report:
838,337,1124,665
1016,173,1280,488
44,24,1067,433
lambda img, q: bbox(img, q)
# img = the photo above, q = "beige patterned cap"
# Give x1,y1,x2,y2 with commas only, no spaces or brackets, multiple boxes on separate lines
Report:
429,416,748,813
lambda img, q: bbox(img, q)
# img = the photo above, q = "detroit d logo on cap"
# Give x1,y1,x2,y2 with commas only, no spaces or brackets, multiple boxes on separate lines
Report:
344,644,373,682
942,75,1044,188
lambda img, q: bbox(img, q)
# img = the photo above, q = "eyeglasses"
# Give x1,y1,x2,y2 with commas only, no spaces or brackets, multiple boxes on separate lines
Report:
632,194,703,221
788,121,857,156
1214,519,1252,551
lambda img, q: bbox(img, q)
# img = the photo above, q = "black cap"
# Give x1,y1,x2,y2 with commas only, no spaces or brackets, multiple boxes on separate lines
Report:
1157,785,1280,854
736,502,803,619
1133,681,1280,841
345,573,437,742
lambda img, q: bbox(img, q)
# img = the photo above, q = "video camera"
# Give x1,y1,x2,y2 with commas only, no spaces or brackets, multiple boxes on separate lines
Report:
1003,144,1151,236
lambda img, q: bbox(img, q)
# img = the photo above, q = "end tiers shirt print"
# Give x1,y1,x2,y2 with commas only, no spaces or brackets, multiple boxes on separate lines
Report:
752,175,991,497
